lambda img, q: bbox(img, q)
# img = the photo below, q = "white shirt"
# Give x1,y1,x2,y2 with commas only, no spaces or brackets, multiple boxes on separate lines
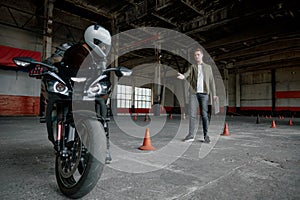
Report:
197,64,203,93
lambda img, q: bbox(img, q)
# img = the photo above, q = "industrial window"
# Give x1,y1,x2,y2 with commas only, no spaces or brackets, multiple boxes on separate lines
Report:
117,85,132,108
117,85,152,109
135,87,151,108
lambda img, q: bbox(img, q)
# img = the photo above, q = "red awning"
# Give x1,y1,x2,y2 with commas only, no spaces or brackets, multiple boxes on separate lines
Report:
0,45,41,67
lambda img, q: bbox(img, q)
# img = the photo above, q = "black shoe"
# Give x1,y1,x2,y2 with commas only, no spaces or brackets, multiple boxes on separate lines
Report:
203,136,210,144
183,135,195,142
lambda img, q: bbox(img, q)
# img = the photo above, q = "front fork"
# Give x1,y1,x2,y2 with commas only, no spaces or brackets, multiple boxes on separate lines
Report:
55,102,67,154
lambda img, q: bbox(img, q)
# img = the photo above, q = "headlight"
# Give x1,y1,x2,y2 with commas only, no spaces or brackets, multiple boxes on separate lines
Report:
54,82,68,94
87,83,102,97
71,77,87,82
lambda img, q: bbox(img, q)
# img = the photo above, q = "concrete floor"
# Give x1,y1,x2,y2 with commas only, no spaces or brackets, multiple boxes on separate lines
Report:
0,115,299,200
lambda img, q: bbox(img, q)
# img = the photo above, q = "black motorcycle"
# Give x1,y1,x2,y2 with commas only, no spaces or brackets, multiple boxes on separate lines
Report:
13,57,132,198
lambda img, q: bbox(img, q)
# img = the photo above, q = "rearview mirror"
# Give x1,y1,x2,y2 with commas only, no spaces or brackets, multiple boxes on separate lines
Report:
13,57,35,67
115,66,132,77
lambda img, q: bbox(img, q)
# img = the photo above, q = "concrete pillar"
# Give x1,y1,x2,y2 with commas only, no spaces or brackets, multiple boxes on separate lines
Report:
224,68,229,108
161,68,167,107
131,79,136,114
110,18,118,116
153,65,161,116
271,69,276,114
43,0,54,60
153,39,161,116
235,72,240,112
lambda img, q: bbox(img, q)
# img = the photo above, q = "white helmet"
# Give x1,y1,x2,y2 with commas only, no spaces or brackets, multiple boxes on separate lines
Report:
84,24,111,58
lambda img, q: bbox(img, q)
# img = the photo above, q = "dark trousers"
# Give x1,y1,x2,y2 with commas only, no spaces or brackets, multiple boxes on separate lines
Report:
188,93,209,138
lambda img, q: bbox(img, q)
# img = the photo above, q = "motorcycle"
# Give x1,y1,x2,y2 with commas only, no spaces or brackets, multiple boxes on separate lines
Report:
13,56,132,198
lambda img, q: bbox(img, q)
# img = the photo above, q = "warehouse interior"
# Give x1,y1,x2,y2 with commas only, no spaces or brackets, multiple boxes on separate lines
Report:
0,0,299,116
0,1,300,199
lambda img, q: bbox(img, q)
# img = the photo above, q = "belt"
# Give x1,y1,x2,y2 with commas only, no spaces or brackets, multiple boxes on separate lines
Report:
197,92,208,95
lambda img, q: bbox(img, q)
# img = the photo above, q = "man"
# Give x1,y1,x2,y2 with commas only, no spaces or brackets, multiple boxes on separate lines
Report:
177,48,217,143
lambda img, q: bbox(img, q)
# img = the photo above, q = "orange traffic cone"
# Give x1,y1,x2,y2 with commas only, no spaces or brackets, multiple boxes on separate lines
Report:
139,128,155,150
133,114,137,121
270,120,276,128
221,123,230,136
288,119,293,126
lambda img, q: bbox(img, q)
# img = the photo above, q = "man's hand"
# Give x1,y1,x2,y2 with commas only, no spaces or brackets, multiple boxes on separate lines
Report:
213,96,218,101
177,73,185,79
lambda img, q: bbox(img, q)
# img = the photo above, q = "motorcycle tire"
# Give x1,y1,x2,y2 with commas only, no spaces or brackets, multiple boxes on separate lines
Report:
55,119,105,199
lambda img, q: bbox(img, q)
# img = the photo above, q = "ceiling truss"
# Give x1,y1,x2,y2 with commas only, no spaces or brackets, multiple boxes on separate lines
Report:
0,0,299,75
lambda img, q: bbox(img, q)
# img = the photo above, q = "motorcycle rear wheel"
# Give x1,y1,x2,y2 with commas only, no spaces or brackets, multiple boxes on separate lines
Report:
55,119,104,198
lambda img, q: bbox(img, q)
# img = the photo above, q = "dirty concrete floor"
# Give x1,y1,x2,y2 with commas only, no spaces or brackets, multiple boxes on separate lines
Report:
0,115,299,200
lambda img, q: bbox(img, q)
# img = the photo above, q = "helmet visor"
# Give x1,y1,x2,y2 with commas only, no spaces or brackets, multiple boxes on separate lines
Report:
94,39,111,57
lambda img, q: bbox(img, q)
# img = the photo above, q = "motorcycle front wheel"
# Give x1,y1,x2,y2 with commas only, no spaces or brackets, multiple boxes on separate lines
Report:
55,119,105,199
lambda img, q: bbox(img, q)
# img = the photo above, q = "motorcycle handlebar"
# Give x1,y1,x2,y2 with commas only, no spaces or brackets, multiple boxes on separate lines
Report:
13,57,132,79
